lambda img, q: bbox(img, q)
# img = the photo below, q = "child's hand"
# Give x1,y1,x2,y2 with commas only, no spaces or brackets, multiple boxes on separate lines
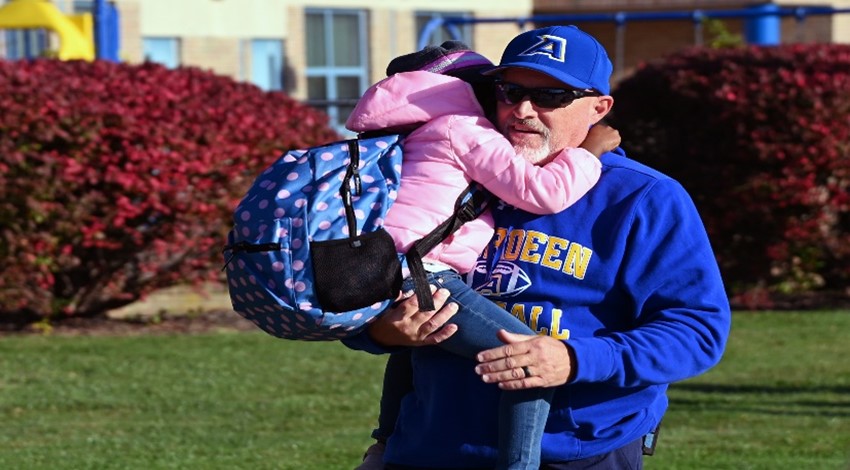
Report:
580,124,621,157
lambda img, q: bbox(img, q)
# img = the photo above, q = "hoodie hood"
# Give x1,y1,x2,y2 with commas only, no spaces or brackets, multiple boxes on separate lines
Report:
345,71,485,133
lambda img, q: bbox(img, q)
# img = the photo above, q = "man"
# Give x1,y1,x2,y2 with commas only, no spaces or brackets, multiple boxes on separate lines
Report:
348,25,731,469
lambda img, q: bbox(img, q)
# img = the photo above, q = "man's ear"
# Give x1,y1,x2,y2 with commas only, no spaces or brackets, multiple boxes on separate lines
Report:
590,96,614,124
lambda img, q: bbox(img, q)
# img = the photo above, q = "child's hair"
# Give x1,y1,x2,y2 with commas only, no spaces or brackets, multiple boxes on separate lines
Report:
386,41,496,118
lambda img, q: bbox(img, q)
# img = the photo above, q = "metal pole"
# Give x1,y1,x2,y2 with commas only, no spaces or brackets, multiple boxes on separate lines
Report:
614,12,626,79
693,10,705,46
794,7,808,43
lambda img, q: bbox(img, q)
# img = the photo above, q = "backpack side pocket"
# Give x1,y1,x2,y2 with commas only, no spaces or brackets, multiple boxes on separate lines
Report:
225,218,298,336
311,228,403,312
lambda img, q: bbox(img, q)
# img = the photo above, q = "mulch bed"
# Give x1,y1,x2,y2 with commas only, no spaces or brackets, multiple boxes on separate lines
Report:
0,309,257,337
2,291,848,337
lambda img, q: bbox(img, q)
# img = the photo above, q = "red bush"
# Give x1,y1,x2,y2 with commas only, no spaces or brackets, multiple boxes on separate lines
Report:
609,44,850,302
0,59,339,320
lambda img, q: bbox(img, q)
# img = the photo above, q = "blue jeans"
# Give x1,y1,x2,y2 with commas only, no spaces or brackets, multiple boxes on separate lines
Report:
376,269,553,470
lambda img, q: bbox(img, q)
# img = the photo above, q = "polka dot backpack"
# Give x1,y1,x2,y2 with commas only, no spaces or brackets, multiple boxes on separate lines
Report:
223,134,407,341
223,133,492,341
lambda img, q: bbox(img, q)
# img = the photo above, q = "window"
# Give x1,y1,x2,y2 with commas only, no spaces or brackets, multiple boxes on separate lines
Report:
415,11,473,49
2,29,49,60
142,37,180,69
305,9,368,132
72,1,94,13
251,39,284,91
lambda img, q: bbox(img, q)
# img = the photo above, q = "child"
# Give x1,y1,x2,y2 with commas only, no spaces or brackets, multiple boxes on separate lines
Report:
346,41,620,470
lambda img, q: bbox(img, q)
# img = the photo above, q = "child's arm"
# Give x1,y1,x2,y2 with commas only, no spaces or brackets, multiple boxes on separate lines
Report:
455,119,607,215
580,124,621,157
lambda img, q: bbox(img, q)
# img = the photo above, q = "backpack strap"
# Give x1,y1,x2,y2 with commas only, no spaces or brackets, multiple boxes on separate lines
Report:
404,184,494,311
357,130,406,140
340,139,363,241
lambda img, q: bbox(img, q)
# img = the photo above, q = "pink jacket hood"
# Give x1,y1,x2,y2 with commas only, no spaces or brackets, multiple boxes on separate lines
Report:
346,71,484,132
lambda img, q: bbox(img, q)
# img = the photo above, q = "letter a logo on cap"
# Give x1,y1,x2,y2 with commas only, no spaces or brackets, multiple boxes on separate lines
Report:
517,35,567,62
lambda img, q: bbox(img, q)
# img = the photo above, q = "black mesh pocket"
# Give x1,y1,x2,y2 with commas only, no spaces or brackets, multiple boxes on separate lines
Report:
311,228,403,312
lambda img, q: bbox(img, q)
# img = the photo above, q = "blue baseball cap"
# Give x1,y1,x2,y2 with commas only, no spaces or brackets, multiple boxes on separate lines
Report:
484,25,613,95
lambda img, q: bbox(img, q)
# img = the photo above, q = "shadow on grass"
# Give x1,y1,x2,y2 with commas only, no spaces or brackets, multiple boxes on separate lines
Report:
670,383,850,417
674,383,850,395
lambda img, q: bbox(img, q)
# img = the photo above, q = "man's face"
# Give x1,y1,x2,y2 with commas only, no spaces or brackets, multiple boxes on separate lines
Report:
496,68,608,165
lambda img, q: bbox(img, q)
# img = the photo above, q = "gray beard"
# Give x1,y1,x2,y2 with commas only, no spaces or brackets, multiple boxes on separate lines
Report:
514,141,552,165
508,119,552,165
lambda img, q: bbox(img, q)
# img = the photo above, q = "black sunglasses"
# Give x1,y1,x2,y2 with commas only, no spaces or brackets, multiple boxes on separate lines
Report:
494,82,600,109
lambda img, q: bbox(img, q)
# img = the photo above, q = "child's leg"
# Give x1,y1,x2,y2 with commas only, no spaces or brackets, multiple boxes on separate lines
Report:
356,351,412,469
421,270,554,470
372,350,412,442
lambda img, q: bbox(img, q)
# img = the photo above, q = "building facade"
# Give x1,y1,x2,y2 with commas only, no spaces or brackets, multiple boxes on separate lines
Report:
109,0,534,131
2,0,849,131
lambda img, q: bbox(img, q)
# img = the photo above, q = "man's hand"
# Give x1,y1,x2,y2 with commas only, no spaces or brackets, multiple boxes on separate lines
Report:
367,286,459,347
474,330,576,390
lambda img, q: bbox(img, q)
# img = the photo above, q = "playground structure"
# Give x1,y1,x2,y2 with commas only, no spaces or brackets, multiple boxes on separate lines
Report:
0,0,118,61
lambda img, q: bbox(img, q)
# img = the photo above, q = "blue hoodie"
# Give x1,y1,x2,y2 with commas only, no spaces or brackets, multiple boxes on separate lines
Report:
345,149,731,466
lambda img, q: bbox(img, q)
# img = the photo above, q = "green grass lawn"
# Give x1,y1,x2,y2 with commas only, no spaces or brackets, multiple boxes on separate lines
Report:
1,311,849,469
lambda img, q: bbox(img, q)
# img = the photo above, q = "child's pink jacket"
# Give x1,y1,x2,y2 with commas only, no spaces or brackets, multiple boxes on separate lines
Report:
345,71,601,274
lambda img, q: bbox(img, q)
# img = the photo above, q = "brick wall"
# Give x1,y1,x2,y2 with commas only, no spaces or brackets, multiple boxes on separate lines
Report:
473,18,525,64
182,36,241,78
118,0,142,63
534,0,750,13
285,5,305,98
